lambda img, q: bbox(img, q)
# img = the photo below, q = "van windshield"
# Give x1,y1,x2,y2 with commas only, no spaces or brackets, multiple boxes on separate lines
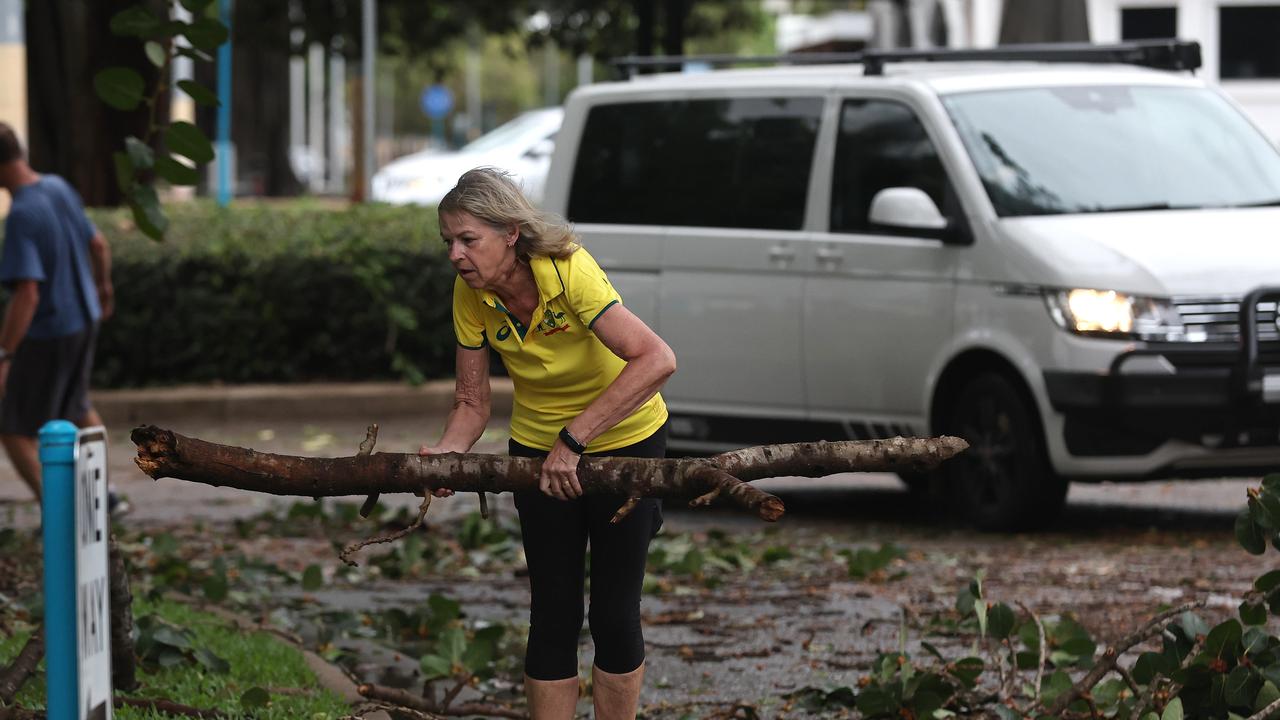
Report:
942,86,1280,216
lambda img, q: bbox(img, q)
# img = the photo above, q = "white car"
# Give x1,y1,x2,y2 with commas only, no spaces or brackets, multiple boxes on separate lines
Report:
542,41,1280,529
372,107,563,206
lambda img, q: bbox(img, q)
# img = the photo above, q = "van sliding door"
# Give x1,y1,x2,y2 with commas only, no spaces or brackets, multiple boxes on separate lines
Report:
567,96,824,443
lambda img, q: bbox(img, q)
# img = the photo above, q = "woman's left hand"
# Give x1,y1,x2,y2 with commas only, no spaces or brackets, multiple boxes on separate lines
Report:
541,440,583,500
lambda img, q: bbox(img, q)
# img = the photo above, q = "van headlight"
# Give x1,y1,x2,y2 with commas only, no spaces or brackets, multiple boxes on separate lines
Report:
1044,289,1185,341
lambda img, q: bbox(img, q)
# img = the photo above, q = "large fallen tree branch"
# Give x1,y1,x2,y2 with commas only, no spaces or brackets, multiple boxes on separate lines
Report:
132,425,967,523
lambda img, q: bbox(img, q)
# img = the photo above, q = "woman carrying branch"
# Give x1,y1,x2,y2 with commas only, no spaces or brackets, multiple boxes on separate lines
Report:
420,167,676,719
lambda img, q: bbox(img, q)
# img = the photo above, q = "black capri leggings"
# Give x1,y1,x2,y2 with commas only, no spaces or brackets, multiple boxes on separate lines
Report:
510,423,666,681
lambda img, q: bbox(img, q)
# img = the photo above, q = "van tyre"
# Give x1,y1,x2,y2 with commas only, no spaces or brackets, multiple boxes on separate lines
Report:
943,372,1067,530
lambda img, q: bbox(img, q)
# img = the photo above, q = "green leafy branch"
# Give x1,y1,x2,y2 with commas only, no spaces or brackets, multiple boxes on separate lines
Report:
93,0,227,240
795,472,1280,720
351,593,520,717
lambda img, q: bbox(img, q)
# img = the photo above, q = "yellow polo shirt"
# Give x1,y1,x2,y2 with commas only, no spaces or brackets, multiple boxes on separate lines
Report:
452,248,668,452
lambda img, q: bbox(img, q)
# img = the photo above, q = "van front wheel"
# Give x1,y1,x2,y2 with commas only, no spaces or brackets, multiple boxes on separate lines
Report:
942,372,1067,530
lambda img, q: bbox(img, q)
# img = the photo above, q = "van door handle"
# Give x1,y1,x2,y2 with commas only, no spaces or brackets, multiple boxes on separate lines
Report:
768,245,795,261
816,247,843,265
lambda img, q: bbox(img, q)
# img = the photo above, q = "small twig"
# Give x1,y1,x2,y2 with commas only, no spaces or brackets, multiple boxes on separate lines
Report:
0,707,45,720
1084,693,1102,720
1179,634,1208,671
688,487,721,508
1249,696,1280,720
1114,663,1142,698
341,491,431,566
358,682,527,718
1016,601,1047,707
140,40,173,147
611,497,641,524
358,424,380,518
0,626,43,704
686,466,785,521
477,492,489,520
440,676,467,709
1135,673,1166,716
1160,633,1209,709
355,702,443,720
1047,600,1207,717
980,630,1009,704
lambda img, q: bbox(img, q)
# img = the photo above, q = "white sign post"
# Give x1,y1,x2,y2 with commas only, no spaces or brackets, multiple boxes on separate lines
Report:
41,421,113,720
76,428,112,719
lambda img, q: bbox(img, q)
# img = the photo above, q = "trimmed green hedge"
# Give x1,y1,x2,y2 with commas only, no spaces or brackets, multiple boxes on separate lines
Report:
65,201,455,387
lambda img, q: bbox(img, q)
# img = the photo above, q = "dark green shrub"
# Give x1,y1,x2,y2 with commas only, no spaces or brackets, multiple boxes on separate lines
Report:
65,200,455,387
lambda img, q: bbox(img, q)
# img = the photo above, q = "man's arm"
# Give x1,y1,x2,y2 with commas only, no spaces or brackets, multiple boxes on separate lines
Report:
0,279,40,400
0,280,39,355
89,231,114,320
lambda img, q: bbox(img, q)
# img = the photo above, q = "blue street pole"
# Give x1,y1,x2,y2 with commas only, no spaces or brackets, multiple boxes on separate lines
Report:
216,0,233,206
40,420,79,720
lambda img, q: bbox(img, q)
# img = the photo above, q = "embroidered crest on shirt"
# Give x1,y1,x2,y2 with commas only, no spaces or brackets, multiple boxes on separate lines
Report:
538,308,570,336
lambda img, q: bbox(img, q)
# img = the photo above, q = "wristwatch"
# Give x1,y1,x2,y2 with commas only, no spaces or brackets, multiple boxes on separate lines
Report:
558,426,587,454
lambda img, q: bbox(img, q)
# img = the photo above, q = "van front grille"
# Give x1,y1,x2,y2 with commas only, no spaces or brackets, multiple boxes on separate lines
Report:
1173,296,1279,344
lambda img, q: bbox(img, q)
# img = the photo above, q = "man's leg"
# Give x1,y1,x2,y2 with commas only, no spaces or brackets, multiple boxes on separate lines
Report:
0,433,41,502
75,407,103,429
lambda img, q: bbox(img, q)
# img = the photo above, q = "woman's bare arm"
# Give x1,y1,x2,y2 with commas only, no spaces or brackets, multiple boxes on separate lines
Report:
425,345,492,454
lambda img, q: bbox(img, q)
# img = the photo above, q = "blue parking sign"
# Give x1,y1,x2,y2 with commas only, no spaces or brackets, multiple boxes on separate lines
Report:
421,84,454,119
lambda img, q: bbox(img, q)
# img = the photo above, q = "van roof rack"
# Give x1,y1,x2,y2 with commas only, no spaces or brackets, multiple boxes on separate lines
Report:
611,52,864,77
860,39,1200,75
611,39,1201,78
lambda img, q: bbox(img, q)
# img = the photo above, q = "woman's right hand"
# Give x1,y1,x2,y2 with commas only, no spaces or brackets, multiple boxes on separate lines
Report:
418,445,458,497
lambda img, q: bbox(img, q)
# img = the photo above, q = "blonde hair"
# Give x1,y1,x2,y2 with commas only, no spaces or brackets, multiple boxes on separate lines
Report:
439,167,579,259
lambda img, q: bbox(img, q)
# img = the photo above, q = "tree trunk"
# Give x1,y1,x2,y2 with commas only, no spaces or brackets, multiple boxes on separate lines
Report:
132,425,967,521
661,0,689,57
229,1,302,196
25,0,165,206
109,535,138,692
635,0,656,57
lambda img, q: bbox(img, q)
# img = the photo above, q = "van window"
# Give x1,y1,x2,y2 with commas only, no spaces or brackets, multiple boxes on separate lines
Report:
568,97,823,230
830,99,948,233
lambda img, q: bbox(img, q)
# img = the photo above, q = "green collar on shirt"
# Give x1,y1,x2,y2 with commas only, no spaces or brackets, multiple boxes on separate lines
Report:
478,255,570,343
478,254,567,310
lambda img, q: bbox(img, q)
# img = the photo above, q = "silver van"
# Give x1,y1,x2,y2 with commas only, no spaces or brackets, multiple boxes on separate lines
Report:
541,41,1280,529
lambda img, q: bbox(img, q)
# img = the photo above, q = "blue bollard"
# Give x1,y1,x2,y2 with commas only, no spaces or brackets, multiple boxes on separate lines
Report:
40,419,79,719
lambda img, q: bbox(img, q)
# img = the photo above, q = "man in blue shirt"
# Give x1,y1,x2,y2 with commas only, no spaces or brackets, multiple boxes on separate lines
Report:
0,122,114,502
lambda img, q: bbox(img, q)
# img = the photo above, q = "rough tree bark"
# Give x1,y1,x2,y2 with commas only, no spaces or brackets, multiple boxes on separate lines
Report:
131,425,968,522
109,535,138,692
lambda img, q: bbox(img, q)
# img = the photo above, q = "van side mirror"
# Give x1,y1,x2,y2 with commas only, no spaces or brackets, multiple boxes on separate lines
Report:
524,138,555,160
869,187,946,229
868,187,968,243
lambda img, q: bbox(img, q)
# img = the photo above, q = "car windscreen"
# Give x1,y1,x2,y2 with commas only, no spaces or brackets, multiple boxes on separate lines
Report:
941,85,1280,217
461,111,553,154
